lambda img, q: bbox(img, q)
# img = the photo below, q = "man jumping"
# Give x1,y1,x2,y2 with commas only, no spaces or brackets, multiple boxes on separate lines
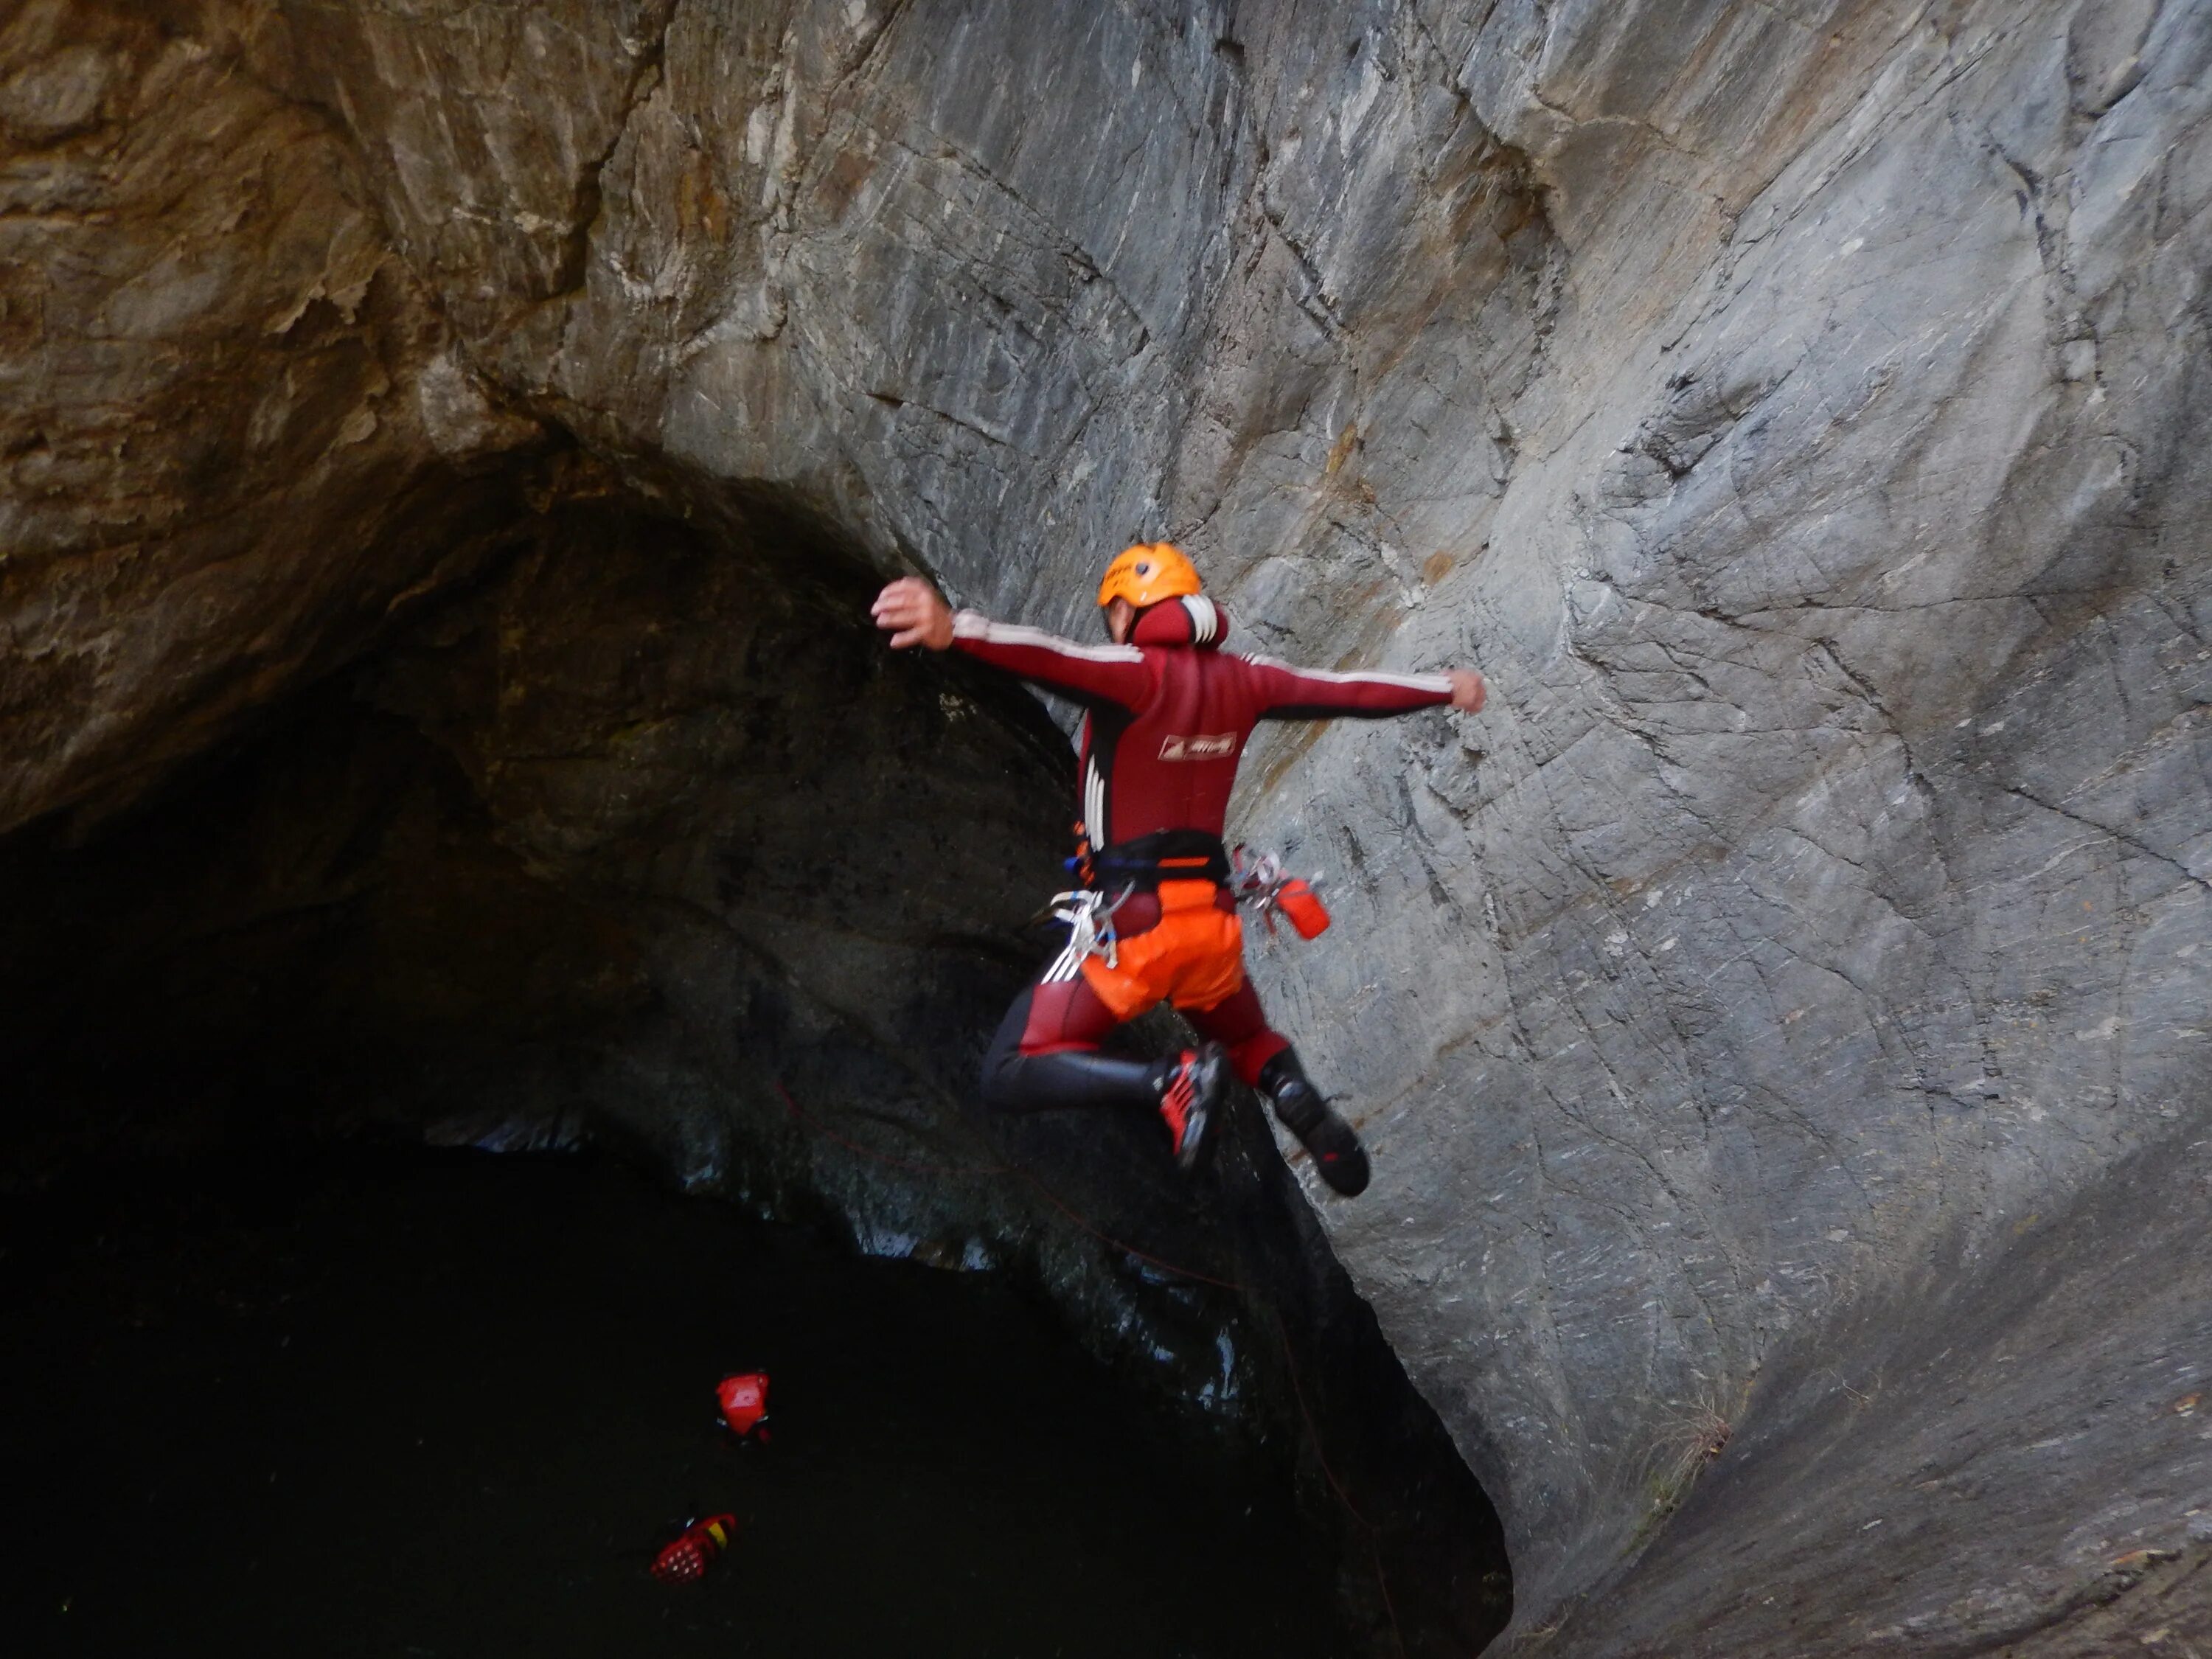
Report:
872,543,1485,1196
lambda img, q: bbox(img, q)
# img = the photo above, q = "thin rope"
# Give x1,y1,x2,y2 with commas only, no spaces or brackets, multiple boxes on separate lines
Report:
776,1080,1007,1180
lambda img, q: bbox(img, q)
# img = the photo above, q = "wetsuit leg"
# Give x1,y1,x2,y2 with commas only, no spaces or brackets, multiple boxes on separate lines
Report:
1187,978,1369,1195
981,973,1160,1114
1183,980,1291,1086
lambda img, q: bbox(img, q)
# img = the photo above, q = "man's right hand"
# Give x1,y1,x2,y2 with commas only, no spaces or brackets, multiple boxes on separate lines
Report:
1447,669,1486,713
872,577,955,651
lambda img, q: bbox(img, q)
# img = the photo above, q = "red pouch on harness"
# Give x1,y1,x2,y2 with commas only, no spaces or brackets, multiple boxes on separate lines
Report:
1276,879,1330,939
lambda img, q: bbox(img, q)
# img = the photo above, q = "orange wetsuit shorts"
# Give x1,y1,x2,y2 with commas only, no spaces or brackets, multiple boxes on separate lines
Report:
1080,879,1245,1020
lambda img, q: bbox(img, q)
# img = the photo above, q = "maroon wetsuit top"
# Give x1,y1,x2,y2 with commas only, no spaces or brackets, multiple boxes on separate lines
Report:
950,594,1454,855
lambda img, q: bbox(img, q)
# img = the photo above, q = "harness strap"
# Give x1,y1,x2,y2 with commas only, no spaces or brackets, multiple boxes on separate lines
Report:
1091,830,1232,887
1040,886,1131,981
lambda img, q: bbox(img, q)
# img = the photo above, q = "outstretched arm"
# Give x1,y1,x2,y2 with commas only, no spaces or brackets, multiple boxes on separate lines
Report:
872,577,1151,709
872,576,956,650
1241,653,1486,720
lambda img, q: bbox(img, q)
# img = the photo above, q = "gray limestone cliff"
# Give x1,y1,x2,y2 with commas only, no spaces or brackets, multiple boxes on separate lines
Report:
4,1,2208,1652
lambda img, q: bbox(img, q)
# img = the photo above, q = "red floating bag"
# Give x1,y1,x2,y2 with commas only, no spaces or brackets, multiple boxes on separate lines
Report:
716,1371,770,1439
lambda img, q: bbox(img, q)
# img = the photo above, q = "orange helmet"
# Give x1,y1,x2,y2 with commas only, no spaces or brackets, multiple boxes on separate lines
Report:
1097,542,1201,611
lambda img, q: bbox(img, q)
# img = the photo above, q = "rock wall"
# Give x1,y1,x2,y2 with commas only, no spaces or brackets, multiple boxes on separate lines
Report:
4,0,2208,1651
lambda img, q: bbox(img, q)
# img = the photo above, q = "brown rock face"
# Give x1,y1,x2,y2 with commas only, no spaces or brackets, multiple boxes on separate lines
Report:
7,1,2211,1654
0,0,549,833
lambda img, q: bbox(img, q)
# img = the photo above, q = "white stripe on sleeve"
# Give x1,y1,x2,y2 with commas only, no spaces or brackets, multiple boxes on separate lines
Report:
953,612,1144,663
1238,653,1453,694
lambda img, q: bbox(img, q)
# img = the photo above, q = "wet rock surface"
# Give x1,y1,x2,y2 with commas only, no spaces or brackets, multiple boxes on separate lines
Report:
4,0,2210,1652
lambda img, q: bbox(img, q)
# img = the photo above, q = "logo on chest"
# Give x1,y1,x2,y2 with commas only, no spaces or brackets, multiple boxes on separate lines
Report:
1158,732,1237,762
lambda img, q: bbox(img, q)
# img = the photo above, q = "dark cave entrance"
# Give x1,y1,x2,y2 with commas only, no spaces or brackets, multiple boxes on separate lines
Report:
0,459,1075,1173
0,456,1511,1655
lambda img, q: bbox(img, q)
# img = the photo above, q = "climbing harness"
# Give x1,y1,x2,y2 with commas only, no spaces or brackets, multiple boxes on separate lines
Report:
1070,826,1232,888
1032,823,1124,976
1043,883,1131,975
1228,845,1332,940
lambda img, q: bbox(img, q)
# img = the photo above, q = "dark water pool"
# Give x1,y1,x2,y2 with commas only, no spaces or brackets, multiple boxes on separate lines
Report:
0,1148,1340,1658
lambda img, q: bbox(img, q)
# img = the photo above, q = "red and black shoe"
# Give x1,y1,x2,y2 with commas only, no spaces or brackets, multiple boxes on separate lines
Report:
1153,1041,1230,1173
1259,1051,1371,1197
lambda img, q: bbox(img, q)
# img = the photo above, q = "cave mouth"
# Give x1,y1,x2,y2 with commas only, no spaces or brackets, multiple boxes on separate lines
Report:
0,457,1512,1654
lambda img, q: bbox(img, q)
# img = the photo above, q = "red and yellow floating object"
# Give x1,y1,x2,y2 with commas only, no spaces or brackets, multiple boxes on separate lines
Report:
651,1513,738,1585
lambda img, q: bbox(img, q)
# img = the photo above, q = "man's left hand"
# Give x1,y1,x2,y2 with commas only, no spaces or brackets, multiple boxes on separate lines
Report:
872,577,955,650
1447,669,1486,713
